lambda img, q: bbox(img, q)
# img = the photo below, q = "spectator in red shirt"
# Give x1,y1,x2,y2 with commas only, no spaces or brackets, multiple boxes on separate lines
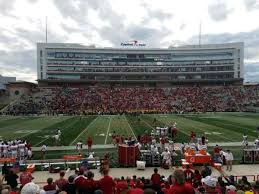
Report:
19,170,33,187
85,171,98,194
127,185,144,194
184,165,194,184
87,136,93,153
43,178,56,194
161,181,170,194
55,171,68,192
99,169,115,194
116,176,128,194
130,175,138,186
151,168,161,191
168,169,195,194
74,169,88,194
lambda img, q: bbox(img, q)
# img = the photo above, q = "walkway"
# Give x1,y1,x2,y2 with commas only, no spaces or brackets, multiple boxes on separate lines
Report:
31,141,254,151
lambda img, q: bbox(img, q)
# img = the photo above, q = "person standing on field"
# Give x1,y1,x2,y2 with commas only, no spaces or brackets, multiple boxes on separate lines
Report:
87,136,93,153
223,149,233,171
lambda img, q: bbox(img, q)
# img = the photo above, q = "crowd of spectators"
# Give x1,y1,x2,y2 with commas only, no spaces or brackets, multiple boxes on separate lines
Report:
1,167,259,194
4,85,259,115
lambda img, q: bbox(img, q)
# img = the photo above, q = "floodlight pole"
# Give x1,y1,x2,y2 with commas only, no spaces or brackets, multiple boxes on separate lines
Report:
45,16,48,43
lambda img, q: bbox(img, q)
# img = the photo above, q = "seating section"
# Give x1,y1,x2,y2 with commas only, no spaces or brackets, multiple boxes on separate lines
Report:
4,85,259,115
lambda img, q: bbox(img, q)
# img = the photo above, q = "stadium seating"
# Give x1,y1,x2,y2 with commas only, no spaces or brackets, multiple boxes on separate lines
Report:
2,167,259,194
3,85,259,115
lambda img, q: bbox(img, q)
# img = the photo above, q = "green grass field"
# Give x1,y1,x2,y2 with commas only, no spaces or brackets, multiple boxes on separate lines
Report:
0,112,259,147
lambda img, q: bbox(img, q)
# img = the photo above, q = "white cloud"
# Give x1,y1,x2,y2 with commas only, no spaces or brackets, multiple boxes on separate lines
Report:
0,0,258,81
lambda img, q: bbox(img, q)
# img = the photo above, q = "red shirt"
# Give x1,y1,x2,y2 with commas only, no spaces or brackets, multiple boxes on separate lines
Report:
214,147,220,154
193,173,202,183
116,180,128,194
43,184,56,192
19,172,32,186
87,138,93,147
160,138,165,145
184,169,194,183
151,173,161,185
191,132,196,139
127,188,144,194
99,175,115,194
74,175,87,190
85,179,97,193
55,178,68,191
162,187,170,194
172,128,177,135
168,182,195,194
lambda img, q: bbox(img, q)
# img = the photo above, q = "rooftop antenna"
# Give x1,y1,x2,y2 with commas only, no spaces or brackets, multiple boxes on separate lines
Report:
45,16,48,43
199,21,202,47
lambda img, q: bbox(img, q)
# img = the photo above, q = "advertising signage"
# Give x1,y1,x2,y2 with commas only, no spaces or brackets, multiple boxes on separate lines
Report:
121,40,146,47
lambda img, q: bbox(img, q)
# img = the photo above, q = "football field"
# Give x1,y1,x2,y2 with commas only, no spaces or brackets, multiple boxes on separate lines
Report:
0,112,259,146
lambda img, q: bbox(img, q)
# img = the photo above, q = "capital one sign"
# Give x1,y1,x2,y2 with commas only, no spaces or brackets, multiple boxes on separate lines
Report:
121,40,146,47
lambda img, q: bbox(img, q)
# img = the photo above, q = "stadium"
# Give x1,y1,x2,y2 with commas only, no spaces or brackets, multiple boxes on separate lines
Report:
1,41,259,194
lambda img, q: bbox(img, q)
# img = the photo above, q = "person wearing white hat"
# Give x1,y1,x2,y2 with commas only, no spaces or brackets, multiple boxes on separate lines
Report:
226,185,237,192
21,182,42,194
201,176,218,194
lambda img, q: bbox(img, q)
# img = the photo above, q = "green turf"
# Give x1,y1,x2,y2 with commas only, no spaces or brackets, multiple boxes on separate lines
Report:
0,112,259,146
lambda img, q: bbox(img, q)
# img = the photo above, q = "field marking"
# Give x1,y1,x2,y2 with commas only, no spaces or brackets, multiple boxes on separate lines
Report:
165,115,234,142
124,115,137,139
141,119,155,130
104,117,112,144
20,130,39,139
34,137,49,147
69,117,99,145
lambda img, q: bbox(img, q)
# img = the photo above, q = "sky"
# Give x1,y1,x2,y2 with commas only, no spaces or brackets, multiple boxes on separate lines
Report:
0,0,259,82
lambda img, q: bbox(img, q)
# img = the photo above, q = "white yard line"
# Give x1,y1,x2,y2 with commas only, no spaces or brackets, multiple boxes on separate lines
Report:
124,115,137,139
141,119,155,130
70,117,99,145
104,117,112,144
34,137,49,147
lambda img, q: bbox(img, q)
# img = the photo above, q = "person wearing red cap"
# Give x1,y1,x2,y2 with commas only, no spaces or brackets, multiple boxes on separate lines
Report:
99,169,115,194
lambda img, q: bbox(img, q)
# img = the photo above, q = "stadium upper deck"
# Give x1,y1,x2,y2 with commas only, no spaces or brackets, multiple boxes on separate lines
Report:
37,42,244,87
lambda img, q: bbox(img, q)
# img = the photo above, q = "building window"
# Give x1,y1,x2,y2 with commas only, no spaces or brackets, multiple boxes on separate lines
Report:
40,65,43,71
41,72,43,79
40,50,43,57
238,71,240,78
40,58,43,64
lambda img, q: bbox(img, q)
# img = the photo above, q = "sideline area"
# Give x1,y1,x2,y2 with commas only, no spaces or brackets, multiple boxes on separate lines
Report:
31,142,254,151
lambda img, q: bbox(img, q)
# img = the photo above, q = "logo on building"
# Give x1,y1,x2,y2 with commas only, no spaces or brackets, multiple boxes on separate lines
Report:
121,40,146,47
